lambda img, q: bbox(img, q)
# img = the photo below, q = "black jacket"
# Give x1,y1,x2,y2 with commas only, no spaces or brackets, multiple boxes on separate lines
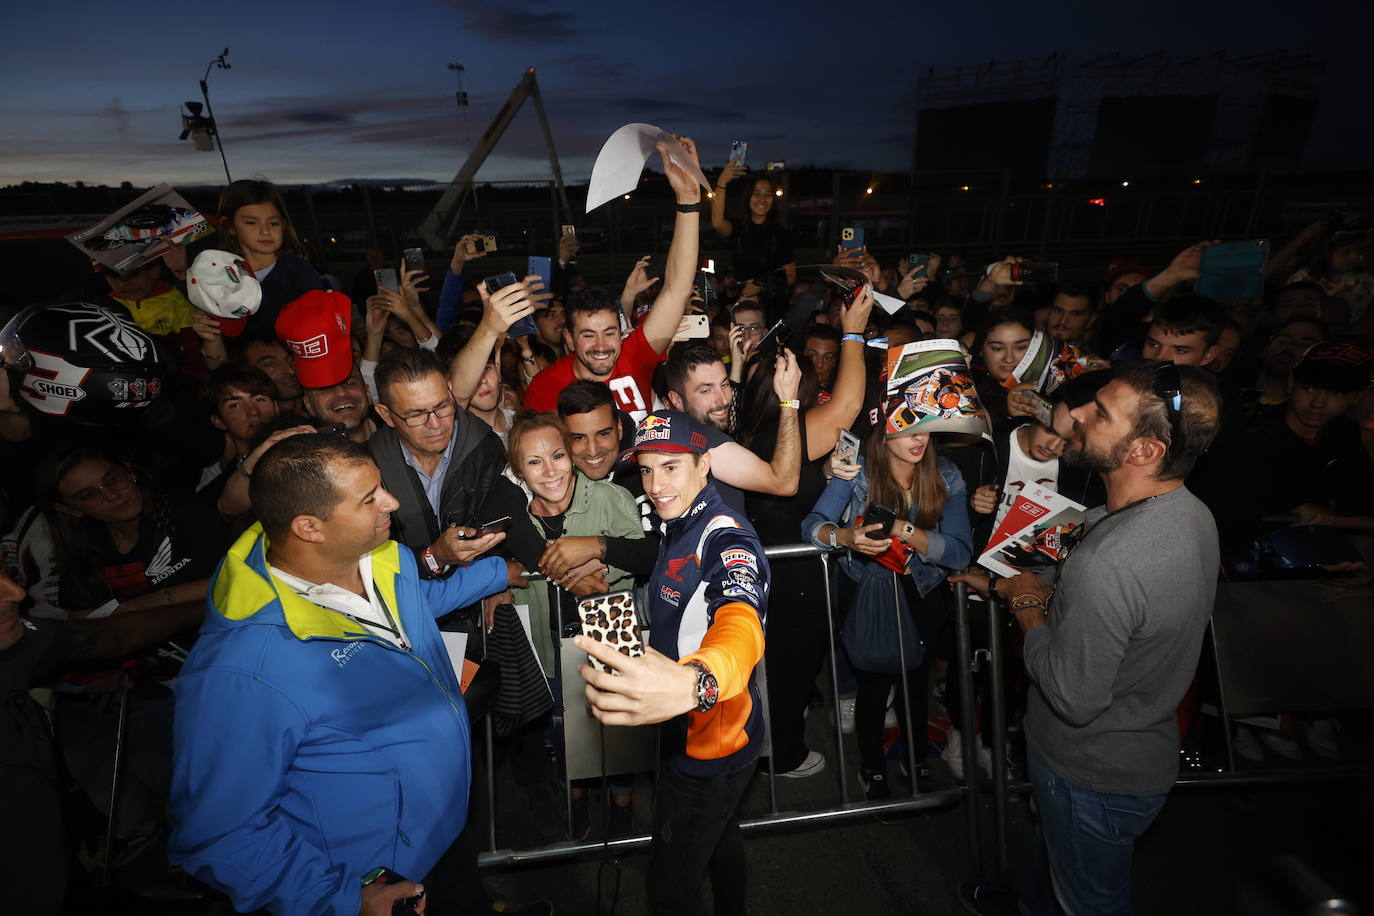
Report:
368,412,543,575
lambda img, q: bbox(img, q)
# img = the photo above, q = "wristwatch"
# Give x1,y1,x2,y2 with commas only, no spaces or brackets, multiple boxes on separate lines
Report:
686,660,719,712
827,525,838,549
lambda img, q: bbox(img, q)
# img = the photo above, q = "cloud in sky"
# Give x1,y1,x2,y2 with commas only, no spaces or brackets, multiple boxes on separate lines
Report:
443,0,583,42
0,0,1365,186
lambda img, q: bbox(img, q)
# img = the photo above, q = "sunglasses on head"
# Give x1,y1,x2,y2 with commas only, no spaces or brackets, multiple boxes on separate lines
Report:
1151,362,1182,442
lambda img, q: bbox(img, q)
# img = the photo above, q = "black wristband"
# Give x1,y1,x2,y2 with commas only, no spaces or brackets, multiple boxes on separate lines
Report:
675,202,703,213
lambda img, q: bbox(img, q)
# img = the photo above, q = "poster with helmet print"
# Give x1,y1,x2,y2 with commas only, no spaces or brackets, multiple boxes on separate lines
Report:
66,183,212,275
882,338,991,439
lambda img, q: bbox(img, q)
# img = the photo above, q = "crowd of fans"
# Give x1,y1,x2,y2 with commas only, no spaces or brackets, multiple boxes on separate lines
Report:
2,149,1372,916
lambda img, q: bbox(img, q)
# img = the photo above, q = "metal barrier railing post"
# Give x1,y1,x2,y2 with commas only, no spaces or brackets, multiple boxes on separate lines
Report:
102,688,132,885
478,603,497,853
986,594,1009,881
1209,619,1238,773
758,651,779,814
819,552,849,804
548,578,574,841
485,717,497,853
890,570,921,794
952,582,984,874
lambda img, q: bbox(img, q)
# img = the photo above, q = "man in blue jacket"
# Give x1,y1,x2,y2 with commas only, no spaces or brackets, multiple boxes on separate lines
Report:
168,433,523,916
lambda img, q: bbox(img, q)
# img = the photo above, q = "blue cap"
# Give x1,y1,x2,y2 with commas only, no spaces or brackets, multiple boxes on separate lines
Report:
617,410,710,464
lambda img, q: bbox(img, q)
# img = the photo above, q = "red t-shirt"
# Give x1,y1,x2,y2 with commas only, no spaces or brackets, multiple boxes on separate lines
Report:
523,328,662,421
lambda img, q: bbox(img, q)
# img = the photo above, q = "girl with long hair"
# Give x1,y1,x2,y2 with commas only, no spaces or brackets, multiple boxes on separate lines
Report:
970,307,1042,440
803,419,972,798
710,166,797,303
213,179,325,334
503,412,645,836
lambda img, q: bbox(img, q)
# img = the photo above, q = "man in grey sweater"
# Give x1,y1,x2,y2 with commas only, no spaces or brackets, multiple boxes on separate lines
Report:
966,361,1221,916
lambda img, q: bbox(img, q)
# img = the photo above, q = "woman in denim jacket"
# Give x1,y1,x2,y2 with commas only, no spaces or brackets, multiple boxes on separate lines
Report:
802,424,972,798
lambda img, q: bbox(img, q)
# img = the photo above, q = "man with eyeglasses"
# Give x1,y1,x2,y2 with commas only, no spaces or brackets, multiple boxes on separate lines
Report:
368,348,542,579
961,361,1222,916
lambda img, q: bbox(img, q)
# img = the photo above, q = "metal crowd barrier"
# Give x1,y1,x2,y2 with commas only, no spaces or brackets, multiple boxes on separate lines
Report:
473,543,975,869
470,554,1374,877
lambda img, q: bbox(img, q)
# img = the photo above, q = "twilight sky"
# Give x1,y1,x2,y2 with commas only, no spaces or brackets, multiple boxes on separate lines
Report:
0,0,1367,188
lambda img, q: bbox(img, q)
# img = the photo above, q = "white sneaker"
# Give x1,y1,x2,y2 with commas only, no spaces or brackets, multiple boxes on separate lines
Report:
839,697,856,734
942,729,991,781
778,749,827,778
1303,719,1340,760
1259,729,1303,761
1232,726,1263,762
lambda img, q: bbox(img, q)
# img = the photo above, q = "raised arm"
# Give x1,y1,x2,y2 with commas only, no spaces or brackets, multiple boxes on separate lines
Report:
711,351,802,497
709,163,745,237
1144,241,1218,300
449,276,540,407
803,286,874,460
639,136,705,352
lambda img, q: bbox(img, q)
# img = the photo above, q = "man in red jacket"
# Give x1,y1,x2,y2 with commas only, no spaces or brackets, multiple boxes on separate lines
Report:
523,137,702,422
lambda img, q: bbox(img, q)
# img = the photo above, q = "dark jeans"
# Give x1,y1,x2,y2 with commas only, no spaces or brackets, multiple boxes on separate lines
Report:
422,818,492,916
1019,747,1167,916
646,759,754,916
849,576,947,772
762,557,830,770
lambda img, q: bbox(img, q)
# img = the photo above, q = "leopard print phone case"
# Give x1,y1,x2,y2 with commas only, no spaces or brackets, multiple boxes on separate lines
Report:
576,590,645,675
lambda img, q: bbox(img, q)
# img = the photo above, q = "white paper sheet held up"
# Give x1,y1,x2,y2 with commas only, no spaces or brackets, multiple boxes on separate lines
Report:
586,124,710,213
873,291,906,315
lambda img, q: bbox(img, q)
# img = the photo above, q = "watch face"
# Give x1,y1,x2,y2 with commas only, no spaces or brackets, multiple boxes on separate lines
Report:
697,667,719,710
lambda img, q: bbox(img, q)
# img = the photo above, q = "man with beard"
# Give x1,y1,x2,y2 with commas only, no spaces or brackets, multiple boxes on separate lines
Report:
302,368,376,443
524,136,704,421
661,341,801,513
961,361,1222,916
1044,284,1099,352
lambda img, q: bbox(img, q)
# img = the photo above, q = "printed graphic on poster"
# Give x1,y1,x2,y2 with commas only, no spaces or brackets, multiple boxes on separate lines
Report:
1002,330,1094,394
882,338,991,439
977,484,1087,578
67,184,213,275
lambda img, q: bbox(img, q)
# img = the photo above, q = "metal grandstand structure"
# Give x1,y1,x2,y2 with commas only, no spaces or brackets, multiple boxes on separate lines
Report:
914,50,1327,180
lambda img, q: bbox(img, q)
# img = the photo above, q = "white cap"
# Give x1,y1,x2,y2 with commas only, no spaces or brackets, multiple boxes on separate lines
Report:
186,249,261,319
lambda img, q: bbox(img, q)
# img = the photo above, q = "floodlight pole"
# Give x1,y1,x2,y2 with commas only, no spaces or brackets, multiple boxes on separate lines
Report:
201,49,232,184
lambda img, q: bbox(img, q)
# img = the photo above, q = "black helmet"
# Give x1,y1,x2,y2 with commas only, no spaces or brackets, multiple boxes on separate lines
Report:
0,302,164,425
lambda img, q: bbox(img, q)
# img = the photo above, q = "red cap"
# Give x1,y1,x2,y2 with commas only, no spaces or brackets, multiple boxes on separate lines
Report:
216,315,250,338
275,290,354,388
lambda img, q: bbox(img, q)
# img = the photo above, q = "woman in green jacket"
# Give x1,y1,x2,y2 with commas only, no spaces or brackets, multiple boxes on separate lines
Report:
506,412,643,675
